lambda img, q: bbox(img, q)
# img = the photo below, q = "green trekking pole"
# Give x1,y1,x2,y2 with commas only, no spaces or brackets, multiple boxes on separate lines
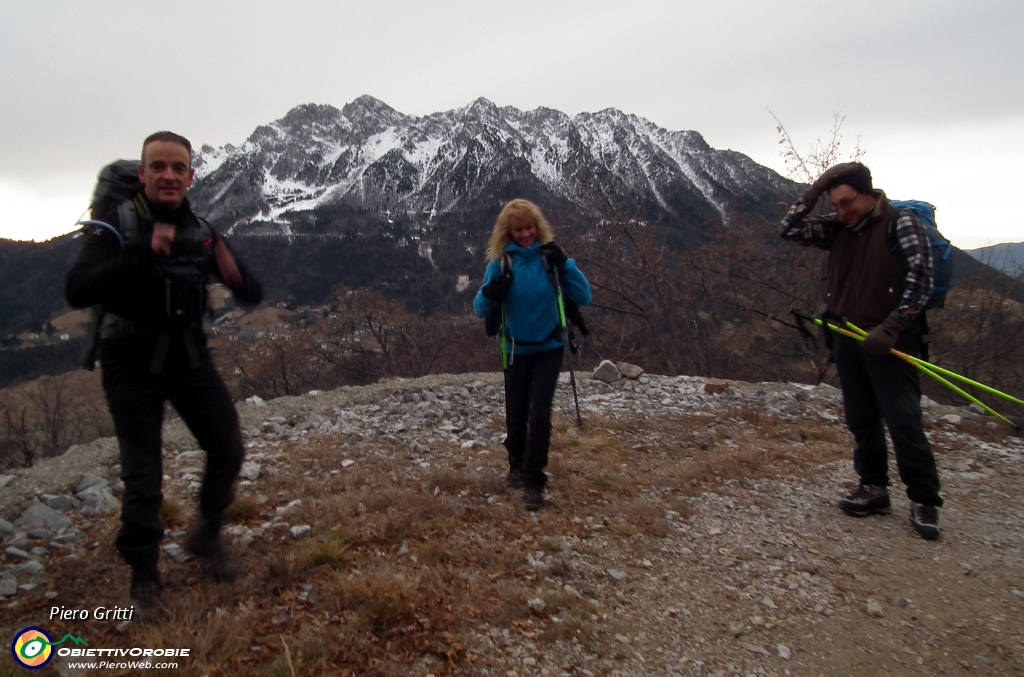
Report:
552,266,583,429
792,310,1022,430
841,320,1024,408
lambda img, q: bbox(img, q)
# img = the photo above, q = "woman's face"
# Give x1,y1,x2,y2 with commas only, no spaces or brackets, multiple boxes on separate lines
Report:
510,217,537,248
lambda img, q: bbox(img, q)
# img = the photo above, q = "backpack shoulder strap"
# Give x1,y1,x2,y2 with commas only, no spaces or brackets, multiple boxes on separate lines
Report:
118,198,141,248
886,205,907,253
197,216,213,240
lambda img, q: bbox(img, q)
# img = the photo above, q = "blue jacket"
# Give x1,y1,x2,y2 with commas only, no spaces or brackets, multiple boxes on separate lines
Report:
473,242,592,356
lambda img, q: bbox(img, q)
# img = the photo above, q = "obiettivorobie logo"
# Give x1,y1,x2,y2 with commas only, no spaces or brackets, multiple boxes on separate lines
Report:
11,627,87,670
10,627,190,671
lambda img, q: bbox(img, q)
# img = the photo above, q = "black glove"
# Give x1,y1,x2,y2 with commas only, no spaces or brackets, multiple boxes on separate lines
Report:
481,273,513,301
541,242,567,270
863,314,908,355
803,162,863,208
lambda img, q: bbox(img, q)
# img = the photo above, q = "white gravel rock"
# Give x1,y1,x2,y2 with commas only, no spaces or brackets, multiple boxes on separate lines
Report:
592,360,620,383
162,543,190,563
77,486,119,517
14,502,73,530
239,462,261,481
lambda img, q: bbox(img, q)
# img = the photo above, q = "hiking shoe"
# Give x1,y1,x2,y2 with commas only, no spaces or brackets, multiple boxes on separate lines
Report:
524,489,544,512
129,568,165,620
838,484,892,516
910,503,941,540
184,517,239,582
506,470,525,489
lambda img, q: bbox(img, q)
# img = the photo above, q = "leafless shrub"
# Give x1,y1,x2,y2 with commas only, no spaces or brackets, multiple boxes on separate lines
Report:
214,289,493,400
770,109,865,184
0,371,113,470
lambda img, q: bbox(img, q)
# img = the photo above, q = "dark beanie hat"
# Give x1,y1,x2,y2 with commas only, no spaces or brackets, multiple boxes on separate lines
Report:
828,163,872,194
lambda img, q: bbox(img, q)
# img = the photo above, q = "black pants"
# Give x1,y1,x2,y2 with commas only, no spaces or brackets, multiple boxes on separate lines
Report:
832,331,942,506
503,346,564,491
102,348,244,574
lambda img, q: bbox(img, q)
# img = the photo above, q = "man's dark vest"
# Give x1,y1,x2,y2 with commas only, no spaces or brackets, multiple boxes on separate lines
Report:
825,195,903,330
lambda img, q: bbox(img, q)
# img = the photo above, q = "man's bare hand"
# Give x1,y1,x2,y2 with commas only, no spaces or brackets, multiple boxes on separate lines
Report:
151,222,176,257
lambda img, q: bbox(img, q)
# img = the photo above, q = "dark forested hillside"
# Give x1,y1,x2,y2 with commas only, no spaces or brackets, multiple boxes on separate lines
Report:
0,235,79,337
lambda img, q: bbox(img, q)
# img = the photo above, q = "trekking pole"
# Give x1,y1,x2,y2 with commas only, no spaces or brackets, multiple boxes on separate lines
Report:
842,320,1024,408
792,310,1021,429
552,267,583,429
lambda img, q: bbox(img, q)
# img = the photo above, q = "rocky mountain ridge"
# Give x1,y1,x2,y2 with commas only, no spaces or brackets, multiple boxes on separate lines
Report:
189,96,797,239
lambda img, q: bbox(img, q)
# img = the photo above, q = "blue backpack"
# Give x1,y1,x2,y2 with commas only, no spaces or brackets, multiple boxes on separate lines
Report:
889,200,953,310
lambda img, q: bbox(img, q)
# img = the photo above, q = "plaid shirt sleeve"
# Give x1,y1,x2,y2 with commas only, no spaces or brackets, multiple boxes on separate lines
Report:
778,200,843,250
891,209,934,322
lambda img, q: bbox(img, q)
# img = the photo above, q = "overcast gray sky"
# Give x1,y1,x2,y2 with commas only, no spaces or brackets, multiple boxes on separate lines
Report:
1,0,1021,248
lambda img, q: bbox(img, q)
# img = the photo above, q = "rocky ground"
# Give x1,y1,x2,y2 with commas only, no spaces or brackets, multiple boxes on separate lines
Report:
1,369,1022,677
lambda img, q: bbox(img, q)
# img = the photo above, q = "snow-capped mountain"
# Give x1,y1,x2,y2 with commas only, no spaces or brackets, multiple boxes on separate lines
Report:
189,96,796,237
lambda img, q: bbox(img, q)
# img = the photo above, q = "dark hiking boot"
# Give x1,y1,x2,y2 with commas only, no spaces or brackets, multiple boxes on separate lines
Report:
910,503,941,540
524,489,544,512
838,484,892,516
129,567,165,621
183,517,239,583
506,470,525,489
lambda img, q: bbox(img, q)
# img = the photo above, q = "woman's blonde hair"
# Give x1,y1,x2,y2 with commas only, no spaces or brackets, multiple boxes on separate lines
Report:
486,199,555,260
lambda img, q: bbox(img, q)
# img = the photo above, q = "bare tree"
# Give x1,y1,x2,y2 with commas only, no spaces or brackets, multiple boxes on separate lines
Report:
0,392,39,469
222,330,325,399
0,372,114,469
927,270,1024,411
23,374,87,458
573,222,759,378
770,109,865,183
332,288,459,379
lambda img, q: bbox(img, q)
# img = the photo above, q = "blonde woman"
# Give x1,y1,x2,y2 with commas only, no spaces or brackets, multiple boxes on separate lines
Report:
473,199,591,510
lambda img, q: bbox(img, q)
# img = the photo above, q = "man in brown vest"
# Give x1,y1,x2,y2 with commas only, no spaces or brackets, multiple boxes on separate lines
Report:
780,163,942,540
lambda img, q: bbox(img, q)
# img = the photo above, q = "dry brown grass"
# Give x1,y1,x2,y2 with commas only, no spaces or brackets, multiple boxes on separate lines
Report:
159,496,188,528
225,494,261,521
300,531,354,569
588,470,635,494
335,567,419,633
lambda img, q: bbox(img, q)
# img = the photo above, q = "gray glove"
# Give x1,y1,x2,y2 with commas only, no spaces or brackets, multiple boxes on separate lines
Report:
863,314,908,355
803,162,863,207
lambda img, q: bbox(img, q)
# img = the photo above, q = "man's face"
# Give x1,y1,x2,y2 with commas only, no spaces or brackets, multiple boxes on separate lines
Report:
139,141,194,208
828,184,875,225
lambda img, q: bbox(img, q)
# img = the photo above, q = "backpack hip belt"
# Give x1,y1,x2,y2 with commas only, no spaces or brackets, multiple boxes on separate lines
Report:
99,312,203,373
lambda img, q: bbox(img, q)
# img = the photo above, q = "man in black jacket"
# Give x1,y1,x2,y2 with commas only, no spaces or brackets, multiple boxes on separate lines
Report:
66,131,262,609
